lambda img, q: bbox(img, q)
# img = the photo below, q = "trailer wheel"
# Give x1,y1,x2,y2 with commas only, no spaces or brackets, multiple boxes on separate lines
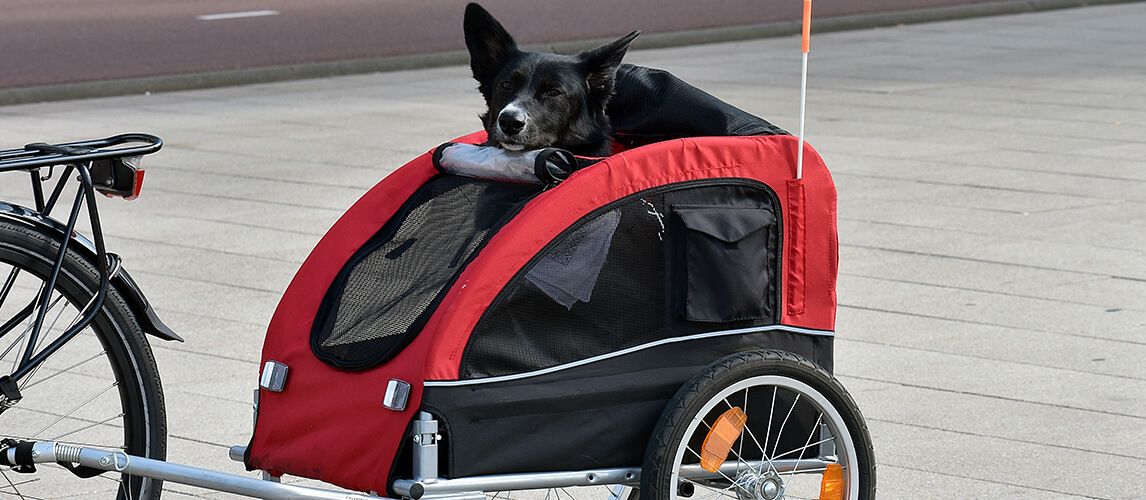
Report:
641,350,874,500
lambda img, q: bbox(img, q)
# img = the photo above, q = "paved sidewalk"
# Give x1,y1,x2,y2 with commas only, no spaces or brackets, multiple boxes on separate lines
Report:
2,3,1144,498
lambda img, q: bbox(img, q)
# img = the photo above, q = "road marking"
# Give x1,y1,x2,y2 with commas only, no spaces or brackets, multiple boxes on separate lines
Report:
197,10,279,21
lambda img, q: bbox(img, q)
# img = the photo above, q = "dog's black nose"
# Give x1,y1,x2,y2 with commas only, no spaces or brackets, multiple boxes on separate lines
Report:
498,112,525,135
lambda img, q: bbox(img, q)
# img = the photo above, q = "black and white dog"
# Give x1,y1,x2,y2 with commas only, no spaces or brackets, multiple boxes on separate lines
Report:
463,3,638,157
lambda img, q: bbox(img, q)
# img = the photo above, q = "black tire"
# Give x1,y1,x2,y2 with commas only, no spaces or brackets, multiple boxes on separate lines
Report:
0,219,166,499
641,350,874,500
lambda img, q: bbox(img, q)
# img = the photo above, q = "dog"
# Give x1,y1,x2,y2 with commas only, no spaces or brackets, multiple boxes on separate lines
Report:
463,3,639,157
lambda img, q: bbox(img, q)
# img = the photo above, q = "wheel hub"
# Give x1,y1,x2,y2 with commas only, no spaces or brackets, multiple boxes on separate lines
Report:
735,469,785,500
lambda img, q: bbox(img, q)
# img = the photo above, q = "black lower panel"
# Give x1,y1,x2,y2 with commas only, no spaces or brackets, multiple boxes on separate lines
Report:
422,330,832,478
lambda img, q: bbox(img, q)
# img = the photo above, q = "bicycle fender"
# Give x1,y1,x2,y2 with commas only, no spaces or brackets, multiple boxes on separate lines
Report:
0,201,184,342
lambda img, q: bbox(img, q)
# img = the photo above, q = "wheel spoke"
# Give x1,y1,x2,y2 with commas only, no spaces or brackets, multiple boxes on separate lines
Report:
759,386,778,476
50,412,125,442
736,387,747,478
1,289,59,367
0,431,125,450
770,393,800,460
30,381,119,438
735,410,772,476
685,446,741,488
772,436,836,463
0,469,33,500
19,350,107,391
787,412,823,484
19,292,77,389
607,485,628,500
2,297,49,372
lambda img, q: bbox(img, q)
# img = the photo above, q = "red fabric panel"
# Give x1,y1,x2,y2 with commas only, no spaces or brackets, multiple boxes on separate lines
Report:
246,133,485,492
421,134,838,381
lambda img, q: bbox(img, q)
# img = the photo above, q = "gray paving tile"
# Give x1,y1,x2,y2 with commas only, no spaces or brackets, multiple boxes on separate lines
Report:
861,416,1144,499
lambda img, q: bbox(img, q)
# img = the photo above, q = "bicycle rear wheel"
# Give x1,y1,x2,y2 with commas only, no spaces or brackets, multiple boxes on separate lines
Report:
0,219,166,499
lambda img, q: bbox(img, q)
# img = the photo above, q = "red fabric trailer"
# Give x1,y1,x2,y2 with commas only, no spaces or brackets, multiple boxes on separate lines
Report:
245,66,838,495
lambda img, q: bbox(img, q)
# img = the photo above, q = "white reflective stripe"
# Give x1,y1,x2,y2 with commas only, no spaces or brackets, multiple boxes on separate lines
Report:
197,10,280,21
424,324,834,387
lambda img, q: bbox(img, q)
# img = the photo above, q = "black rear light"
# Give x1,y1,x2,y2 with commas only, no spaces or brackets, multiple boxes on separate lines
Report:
91,155,145,200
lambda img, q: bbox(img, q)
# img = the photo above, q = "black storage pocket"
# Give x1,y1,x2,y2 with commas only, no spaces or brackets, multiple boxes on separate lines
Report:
674,206,775,322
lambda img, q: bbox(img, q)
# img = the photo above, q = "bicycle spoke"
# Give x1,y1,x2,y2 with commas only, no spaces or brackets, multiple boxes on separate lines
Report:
18,294,73,389
735,387,747,477
1,291,59,371
606,485,627,500
19,350,107,391
685,446,740,487
0,469,30,500
770,393,800,460
50,412,125,442
31,381,118,438
758,386,778,475
2,304,38,371
93,473,137,500
0,430,125,450
772,436,835,463
787,412,823,483
737,403,774,477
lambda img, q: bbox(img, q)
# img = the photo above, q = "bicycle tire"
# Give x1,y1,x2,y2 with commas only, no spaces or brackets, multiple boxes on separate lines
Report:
0,219,167,500
641,349,875,500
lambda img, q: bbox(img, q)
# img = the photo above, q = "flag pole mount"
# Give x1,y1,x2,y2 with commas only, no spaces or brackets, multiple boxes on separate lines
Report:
796,0,811,181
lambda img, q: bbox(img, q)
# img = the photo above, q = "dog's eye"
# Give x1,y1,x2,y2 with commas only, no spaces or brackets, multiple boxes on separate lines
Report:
544,88,563,97
499,81,512,90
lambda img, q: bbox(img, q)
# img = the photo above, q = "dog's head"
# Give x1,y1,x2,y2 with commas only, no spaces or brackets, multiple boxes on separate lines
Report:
464,3,638,156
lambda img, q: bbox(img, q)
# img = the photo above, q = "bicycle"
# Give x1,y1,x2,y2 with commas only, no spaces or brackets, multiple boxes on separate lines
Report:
0,134,175,499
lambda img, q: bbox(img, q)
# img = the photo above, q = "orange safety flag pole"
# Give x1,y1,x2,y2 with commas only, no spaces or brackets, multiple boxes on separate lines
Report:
796,0,811,180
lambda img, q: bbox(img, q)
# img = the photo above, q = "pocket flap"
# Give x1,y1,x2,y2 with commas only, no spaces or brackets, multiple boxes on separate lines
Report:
675,207,775,243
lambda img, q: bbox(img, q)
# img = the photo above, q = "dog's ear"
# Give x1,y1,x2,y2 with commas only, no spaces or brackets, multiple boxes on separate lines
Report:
579,31,640,102
464,3,518,98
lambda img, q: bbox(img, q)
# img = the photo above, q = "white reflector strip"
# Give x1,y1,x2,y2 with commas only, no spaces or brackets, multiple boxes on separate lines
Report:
197,10,280,21
425,324,834,387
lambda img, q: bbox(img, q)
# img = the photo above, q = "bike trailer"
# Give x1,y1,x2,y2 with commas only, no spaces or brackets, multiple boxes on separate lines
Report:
244,66,839,495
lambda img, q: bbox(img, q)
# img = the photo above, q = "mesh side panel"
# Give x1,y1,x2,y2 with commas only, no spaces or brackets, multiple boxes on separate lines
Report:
312,176,536,370
462,183,781,379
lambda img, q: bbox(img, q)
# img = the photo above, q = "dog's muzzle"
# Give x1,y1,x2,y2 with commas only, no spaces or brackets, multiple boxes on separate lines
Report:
496,104,529,150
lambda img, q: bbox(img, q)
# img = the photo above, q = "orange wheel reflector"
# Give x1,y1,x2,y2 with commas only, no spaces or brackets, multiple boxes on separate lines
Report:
818,463,844,500
699,406,747,473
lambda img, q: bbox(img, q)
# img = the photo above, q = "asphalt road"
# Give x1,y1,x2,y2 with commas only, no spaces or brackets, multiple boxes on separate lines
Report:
2,0,995,89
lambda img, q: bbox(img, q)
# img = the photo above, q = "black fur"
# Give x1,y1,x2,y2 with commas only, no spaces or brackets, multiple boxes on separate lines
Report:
464,3,638,157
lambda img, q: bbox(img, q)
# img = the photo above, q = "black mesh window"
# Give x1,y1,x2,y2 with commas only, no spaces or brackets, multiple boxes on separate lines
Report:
312,175,537,371
462,181,780,379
